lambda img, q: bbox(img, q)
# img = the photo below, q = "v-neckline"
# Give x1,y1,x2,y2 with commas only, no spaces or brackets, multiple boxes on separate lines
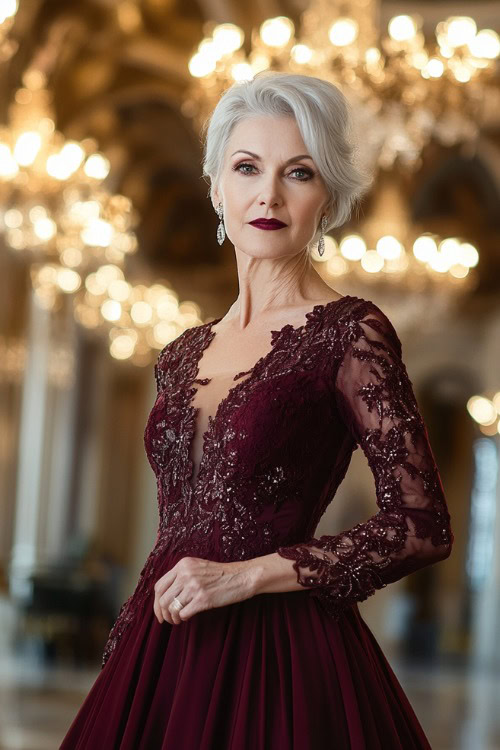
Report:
185,294,355,496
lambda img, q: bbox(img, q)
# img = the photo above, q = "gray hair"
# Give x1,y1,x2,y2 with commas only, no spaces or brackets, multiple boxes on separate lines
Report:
200,70,374,246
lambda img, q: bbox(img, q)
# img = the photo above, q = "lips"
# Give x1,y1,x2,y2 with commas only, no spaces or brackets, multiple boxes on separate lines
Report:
249,219,287,230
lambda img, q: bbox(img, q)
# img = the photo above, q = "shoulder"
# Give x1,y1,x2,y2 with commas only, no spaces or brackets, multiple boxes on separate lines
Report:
156,329,185,373
326,295,402,363
327,295,402,359
153,325,194,389
156,318,213,364
154,319,214,390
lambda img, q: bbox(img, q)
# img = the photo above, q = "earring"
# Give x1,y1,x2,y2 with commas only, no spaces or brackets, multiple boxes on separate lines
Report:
216,202,225,245
317,214,328,256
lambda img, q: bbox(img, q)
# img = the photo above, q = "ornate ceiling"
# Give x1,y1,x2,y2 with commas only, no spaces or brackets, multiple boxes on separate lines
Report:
1,0,499,313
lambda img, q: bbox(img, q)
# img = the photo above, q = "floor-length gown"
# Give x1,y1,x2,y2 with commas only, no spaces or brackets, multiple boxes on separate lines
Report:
60,295,453,749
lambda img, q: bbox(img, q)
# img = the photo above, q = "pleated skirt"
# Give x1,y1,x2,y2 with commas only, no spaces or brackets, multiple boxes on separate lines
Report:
60,589,431,749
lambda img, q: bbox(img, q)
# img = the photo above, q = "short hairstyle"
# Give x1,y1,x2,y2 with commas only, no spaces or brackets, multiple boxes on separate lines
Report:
201,70,374,246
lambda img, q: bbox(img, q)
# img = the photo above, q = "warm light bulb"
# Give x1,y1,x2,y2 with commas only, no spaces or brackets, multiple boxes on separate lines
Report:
468,29,500,59
57,268,81,293
361,250,384,273
81,218,114,247
188,52,216,78
260,17,294,48
0,143,19,177
131,301,153,325
445,16,477,47
467,395,497,425
84,153,110,179
212,24,244,55
339,234,366,260
388,15,418,42
291,44,313,64
0,0,18,23
230,63,254,82
101,299,122,322
413,235,438,263
110,334,136,360
329,18,358,47
13,132,42,166
376,235,403,260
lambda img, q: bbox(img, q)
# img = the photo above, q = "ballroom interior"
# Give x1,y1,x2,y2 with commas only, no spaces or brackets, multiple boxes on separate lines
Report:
0,0,500,748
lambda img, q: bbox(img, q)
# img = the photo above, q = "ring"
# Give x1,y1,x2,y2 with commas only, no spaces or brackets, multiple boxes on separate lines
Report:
171,596,184,610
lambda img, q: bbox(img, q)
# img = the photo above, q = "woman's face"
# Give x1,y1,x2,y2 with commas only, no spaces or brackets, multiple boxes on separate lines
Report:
212,115,331,259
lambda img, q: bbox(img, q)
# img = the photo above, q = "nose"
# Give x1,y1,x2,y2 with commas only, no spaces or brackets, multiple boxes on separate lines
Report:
257,172,284,207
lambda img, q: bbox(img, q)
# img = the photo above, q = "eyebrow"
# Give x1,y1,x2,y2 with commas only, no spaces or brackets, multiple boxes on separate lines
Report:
231,150,314,164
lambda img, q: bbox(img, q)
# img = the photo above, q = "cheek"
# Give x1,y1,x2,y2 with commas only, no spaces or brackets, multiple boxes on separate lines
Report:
291,198,319,230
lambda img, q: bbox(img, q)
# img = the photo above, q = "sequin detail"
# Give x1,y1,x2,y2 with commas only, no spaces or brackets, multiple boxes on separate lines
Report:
101,296,453,668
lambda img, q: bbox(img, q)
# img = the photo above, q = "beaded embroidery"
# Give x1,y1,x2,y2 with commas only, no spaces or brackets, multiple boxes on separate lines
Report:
101,295,453,668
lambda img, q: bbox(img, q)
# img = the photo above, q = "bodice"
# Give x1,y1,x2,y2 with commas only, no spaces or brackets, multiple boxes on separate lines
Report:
100,294,453,668
145,295,362,560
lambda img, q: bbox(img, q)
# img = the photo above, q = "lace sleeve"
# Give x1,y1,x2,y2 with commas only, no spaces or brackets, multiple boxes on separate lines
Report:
276,303,454,618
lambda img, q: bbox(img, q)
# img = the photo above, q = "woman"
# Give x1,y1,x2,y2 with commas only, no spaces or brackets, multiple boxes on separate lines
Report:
61,71,453,748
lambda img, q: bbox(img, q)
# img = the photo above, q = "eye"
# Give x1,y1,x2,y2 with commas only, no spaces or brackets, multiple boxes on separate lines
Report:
289,167,314,180
232,162,315,181
233,162,255,175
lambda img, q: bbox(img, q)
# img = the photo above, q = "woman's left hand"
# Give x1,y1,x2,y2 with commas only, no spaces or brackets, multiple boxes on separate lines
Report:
153,556,259,625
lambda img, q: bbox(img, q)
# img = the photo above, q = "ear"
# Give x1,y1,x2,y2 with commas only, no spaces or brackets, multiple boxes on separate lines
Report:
323,197,332,217
211,186,220,212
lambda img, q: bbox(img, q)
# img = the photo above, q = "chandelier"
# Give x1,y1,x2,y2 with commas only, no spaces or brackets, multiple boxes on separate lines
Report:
0,62,206,367
184,0,498,301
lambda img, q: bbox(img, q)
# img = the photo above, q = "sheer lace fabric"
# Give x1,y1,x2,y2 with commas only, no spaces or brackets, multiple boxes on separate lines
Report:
276,305,453,618
189,370,252,488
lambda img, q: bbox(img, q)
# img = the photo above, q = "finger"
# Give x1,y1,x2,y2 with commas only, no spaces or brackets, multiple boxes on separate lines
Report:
167,600,182,625
154,589,174,625
177,594,200,623
154,569,175,602
154,569,178,624
177,602,193,622
153,595,164,624
159,567,177,590
164,593,189,625
157,593,178,625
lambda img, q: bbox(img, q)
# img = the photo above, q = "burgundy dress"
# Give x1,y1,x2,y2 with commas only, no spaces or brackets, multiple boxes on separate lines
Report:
60,295,453,749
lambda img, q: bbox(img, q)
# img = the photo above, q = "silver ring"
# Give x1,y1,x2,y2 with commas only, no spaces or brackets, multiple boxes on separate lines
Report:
171,596,184,610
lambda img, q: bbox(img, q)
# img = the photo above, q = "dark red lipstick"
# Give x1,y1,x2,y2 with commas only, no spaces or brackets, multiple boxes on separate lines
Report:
249,218,287,230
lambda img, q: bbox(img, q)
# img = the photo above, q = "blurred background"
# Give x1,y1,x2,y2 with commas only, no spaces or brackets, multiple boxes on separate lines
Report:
0,0,499,748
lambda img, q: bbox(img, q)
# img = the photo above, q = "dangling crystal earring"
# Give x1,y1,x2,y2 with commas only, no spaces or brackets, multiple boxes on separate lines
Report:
216,202,225,245
317,214,328,257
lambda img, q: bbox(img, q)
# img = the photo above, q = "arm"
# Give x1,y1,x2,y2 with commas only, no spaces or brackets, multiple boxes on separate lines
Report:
273,303,453,617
